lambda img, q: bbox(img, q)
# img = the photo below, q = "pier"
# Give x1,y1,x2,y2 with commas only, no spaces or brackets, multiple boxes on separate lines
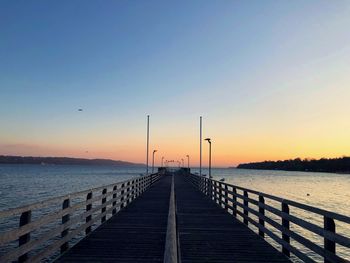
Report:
0,169,349,263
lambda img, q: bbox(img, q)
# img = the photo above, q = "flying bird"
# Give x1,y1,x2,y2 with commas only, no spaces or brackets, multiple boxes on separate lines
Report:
78,109,83,112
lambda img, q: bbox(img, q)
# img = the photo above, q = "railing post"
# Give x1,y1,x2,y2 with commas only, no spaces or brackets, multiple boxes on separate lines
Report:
208,179,211,199
61,198,70,254
219,183,223,208
224,184,228,211
101,188,107,223
210,180,215,200
112,186,117,215
141,177,144,193
85,192,92,235
243,191,249,225
120,183,125,209
135,178,139,197
132,180,135,200
282,202,290,257
259,195,265,238
232,187,237,217
214,182,218,204
324,216,335,263
18,210,31,263
126,181,131,205
207,178,209,196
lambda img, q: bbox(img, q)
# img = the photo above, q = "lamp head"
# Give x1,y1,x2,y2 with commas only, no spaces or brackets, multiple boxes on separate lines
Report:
153,150,157,153
205,138,211,143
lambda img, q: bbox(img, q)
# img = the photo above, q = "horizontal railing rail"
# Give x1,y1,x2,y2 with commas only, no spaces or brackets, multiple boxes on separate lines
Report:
188,173,350,263
0,172,162,263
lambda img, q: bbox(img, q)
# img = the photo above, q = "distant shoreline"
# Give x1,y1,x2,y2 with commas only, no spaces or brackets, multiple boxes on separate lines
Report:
231,167,350,175
235,157,350,174
0,155,145,167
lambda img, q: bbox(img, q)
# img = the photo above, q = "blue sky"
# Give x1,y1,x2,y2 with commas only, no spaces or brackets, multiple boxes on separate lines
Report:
1,1,350,166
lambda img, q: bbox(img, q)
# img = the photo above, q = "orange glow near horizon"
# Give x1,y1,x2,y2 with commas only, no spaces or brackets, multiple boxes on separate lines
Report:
2,121,350,168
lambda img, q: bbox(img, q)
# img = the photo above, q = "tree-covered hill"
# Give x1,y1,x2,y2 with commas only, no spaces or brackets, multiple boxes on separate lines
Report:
236,157,350,173
0,155,145,167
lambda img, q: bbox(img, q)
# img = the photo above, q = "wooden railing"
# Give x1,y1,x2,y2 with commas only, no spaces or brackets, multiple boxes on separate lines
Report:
188,174,350,263
0,172,162,263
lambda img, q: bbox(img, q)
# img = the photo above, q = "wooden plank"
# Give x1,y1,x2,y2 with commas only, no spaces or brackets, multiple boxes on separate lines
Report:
176,174,291,263
56,175,171,263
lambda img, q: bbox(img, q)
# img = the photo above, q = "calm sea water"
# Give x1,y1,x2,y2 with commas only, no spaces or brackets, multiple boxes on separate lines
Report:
0,164,349,262
0,164,145,210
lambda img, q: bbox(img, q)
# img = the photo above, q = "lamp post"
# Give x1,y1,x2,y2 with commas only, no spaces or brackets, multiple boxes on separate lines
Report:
205,138,211,178
200,116,202,176
152,150,157,173
161,156,164,167
181,158,184,168
186,155,190,169
146,115,150,175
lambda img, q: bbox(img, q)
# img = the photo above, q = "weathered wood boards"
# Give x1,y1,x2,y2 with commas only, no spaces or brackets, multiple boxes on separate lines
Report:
57,176,171,263
175,174,291,263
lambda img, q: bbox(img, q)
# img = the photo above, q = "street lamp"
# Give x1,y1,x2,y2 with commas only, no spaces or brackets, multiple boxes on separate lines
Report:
146,115,150,175
152,150,157,173
161,156,164,167
186,155,190,169
205,138,211,178
181,158,184,167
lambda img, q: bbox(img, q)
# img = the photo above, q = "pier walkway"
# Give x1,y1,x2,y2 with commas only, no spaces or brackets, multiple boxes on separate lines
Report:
57,175,171,262
175,175,289,263
57,173,289,263
1,169,349,263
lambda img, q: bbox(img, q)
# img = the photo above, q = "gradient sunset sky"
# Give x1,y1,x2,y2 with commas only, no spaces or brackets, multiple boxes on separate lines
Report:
1,1,350,167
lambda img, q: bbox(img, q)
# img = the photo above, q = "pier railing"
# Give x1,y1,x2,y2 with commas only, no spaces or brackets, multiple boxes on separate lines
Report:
0,172,162,263
188,173,350,263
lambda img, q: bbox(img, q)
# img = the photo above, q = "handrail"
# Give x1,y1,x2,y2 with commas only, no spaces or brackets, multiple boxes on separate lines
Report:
188,173,350,263
0,172,162,263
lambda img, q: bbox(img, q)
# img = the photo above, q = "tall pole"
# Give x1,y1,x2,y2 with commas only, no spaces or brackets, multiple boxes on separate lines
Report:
208,141,211,178
161,156,164,167
181,158,184,167
186,155,190,169
152,150,157,173
205,138,211,178
146,115,150,175
200,116,202,176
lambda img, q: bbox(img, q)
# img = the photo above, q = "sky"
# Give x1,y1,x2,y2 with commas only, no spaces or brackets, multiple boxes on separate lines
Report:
1,1,350,167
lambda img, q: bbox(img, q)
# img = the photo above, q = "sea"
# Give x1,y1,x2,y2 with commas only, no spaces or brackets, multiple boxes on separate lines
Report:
0,164,349,262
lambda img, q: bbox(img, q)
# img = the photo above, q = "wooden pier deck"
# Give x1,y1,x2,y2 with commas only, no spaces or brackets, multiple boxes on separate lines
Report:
2,169,349,263
57,175,171,262
57,173,289,263
175,174,289,263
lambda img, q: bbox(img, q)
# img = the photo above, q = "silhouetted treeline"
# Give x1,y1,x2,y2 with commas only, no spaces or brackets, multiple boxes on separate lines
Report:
0,155,145,167
236,157,350,173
